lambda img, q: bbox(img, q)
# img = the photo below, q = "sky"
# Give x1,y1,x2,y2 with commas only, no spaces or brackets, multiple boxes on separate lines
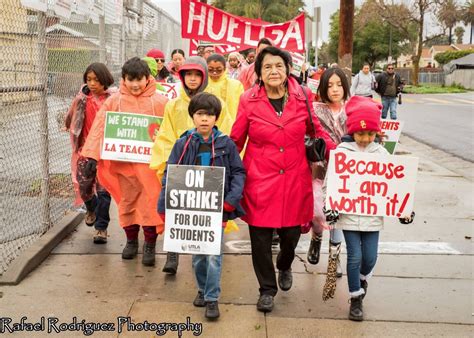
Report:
154,0,468,44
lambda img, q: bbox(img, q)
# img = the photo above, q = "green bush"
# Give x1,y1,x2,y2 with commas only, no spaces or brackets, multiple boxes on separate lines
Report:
47,48,94,73
434,49,474,65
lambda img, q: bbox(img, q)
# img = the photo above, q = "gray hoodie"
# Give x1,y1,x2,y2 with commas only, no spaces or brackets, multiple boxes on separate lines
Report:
351,71,376,97
178,56,209,98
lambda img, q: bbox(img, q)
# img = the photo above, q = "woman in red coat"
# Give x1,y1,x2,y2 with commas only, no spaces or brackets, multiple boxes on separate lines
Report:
230,47,336,312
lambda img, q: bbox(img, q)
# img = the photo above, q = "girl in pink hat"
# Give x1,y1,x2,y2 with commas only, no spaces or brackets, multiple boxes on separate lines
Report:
328,96,415,321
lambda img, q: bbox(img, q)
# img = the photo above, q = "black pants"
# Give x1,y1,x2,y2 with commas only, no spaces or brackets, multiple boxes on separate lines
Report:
248,225,301,296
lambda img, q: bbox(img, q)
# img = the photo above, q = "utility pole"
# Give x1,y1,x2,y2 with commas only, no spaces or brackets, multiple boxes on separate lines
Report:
314,6,321,67
337,0,354,82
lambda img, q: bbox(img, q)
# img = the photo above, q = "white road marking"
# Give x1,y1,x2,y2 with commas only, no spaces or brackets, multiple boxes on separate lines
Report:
225,240,462,255
423,97,451,104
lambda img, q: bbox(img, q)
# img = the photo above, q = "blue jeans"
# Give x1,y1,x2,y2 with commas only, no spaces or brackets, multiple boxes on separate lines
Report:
84,191,111,231
381,96,397,120
343,230,379,294
192,233,224,302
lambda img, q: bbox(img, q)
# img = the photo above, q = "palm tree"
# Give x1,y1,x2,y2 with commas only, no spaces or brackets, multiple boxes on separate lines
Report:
460,0,474,44
437,0,461,44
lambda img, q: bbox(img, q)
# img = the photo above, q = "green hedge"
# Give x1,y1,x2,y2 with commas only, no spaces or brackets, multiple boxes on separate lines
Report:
47,48,97,73
434,49,474,65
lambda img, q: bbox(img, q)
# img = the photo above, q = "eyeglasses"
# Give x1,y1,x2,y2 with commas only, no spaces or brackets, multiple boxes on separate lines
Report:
208,67,224,74
204,49,215,54
387,67,394,70
155,58,165,63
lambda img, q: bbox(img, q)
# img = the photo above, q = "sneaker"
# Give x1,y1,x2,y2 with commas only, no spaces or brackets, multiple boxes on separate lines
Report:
162,252,179,274
307,235,322,265
85,210,96,226
349,295,364,321
193,291,205,307
142,242,156,266
256,294,274,313
278,269,293,291
205,301,220,319
122,239,139,260
93,230,107,244
361,280,368,299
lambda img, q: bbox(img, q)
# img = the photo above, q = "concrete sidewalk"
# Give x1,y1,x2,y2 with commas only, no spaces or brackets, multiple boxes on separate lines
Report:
1,135,473,337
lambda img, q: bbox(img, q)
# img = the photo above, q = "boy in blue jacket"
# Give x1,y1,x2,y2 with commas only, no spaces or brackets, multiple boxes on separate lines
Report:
158,92,246,320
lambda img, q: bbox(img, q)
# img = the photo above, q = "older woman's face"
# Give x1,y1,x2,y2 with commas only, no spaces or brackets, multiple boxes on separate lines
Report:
261,54,287,88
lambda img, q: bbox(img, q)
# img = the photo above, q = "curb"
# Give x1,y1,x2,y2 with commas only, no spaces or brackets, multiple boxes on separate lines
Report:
0,212,84,285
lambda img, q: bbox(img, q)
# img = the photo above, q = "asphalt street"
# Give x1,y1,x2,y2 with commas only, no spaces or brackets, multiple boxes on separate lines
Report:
387,92,474,162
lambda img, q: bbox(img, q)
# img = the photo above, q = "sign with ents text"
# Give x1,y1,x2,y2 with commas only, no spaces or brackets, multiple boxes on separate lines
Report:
325,150,418,218
381,119,404,154
101,112,162,163
164,165,225,255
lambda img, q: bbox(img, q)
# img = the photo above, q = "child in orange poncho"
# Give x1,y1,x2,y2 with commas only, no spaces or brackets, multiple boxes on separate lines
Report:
81,57,168,266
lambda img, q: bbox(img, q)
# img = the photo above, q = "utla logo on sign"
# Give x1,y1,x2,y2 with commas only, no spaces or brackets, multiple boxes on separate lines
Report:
325,150,418,218
164,165,225,255
381,119,404,154
101,112,162,163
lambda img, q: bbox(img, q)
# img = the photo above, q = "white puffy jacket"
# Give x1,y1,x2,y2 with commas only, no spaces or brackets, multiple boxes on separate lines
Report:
331,141,389,232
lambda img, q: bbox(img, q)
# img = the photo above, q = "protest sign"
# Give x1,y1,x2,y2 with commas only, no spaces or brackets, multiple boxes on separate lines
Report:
181,0,305,52
290,52,305,77
307,78,320,94
101,112,162,163
381,119,404,154
325,150,418,218
156,82,182,100
163,165,225,255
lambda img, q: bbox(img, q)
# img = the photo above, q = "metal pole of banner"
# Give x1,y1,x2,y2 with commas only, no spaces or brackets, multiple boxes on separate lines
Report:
121,6,126,64
37,11,51,232
99,14,106,63
139,0,144,56
314,6,320,67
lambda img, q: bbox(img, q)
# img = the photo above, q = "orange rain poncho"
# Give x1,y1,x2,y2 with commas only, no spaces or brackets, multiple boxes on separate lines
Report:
81,77,168,232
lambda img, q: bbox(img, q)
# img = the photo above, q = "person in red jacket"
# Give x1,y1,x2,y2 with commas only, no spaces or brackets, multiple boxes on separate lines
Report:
237,38,272,90
230,46,336,313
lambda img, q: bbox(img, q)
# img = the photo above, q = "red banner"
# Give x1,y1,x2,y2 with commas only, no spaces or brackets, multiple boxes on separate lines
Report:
181,0,305,52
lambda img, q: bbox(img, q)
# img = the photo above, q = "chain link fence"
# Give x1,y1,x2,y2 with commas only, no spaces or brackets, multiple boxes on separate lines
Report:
0,0,185,275
396,68,446,85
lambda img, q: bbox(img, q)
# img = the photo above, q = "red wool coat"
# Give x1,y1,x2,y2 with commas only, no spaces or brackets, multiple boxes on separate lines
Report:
230,76,336,227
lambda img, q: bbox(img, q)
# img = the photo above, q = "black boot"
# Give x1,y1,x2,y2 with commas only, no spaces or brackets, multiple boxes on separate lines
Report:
307,234,322,265
162,252,179,274
205,301,220,319
349,295,364,321
278,269,293,291
142,242,156,266
122,239,138,259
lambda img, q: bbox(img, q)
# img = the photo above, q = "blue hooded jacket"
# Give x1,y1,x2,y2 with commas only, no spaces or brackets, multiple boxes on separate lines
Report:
158,127,246,221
